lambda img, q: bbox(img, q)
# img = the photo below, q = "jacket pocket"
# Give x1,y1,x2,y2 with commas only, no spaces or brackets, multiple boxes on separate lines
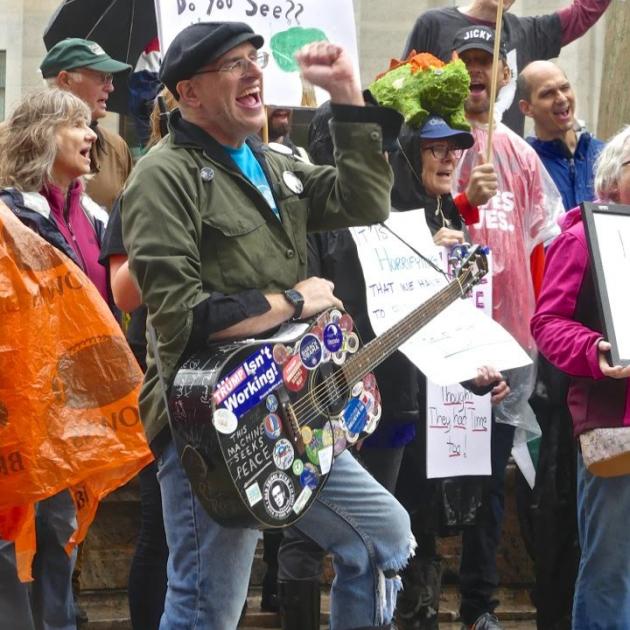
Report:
200,211,275,290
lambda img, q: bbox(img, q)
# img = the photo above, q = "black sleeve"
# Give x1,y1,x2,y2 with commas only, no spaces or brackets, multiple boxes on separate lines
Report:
516,13,563,62
185,289,271,354
330,103,403,153
307,233,324,277
402,14,432,58
98,197,126,263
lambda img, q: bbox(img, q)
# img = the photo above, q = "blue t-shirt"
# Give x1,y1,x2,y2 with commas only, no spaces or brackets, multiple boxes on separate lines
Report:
225,143,280,220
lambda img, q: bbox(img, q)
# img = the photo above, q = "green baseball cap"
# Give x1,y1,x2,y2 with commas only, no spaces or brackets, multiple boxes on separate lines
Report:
40,38,132,78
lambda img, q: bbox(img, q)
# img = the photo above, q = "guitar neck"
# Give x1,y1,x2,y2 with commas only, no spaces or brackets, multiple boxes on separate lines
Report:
341,279,464,384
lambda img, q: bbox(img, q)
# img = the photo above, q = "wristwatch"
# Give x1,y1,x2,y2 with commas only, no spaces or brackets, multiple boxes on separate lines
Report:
283,289,305,321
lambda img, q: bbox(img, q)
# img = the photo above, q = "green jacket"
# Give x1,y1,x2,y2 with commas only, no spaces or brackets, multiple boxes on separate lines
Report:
121,107,398,450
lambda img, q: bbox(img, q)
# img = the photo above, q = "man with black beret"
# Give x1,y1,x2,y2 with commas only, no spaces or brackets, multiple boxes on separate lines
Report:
121,21,413,629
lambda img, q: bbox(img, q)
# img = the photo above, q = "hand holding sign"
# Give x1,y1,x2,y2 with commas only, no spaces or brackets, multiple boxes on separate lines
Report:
472,366,510,404
295,42,363,106
598,340,630,379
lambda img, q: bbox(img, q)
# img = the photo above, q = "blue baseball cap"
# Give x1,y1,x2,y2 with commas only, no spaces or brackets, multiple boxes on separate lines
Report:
418,115,474,149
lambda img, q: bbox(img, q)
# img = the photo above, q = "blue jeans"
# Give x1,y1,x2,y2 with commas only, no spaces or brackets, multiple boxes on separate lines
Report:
573,453,630,629
157,441,414,630
0,490,77,630
459,419,515,624
277,446,405,585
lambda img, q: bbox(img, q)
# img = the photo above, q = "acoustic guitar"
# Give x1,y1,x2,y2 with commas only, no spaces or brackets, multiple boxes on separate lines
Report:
168,246,488,528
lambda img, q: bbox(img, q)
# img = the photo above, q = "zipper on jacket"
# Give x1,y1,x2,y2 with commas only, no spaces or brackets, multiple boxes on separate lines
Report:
63,190,88,273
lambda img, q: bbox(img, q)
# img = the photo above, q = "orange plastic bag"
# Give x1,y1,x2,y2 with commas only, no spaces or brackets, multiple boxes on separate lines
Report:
0,202,153,580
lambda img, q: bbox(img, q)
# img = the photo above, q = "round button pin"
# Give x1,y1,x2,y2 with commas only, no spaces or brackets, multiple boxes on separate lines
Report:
301,426,313,445
268,142,293,156
283,171,304,194
200,167,214,182
292,458,305,476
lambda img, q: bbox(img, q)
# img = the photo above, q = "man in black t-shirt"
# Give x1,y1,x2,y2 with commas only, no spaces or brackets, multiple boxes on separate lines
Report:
402,0,610,135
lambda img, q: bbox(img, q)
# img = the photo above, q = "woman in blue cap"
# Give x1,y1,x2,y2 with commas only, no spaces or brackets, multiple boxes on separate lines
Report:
277,107,507,630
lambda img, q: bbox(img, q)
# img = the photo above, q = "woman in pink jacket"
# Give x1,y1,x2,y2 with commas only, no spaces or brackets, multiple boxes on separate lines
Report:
531,125,630,628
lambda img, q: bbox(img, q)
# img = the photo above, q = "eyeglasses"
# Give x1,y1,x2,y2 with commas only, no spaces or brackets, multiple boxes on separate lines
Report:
72,69,114,85
422,145,463,160
195,51,269,79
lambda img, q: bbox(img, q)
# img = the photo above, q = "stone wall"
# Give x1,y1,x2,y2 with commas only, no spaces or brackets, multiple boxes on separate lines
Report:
597,1,630,140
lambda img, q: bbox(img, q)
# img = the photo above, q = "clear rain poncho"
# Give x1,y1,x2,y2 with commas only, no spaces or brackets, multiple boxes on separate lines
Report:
455,121,564,442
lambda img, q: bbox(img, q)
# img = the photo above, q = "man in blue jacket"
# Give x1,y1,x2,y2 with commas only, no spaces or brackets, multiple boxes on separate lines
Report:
518,59,604,630
518,60,604,210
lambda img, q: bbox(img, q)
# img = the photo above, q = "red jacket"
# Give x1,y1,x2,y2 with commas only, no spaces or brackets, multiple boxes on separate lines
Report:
530,207,630,436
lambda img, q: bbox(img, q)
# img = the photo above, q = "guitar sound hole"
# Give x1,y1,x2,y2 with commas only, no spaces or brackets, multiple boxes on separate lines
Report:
310,362,348,416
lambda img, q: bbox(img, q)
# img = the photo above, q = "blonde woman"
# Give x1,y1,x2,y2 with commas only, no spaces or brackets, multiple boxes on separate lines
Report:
0,87,109,630
0,88,109,304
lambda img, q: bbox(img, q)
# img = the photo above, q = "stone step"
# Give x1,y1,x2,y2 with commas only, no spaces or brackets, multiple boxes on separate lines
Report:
78,463,533,593
80,585,536,629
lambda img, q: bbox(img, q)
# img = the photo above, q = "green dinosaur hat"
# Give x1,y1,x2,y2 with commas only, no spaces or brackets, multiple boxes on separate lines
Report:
369,51,470,132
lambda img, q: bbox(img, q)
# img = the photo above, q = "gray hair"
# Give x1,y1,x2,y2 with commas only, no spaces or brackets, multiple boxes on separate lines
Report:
594,125,630,201
0,88,91,191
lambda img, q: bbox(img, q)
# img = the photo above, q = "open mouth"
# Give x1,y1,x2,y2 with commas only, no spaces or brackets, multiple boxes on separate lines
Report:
553,106,572,124
236,87,262,109
79,147,91,162
470,83,486,96
436,169,453,178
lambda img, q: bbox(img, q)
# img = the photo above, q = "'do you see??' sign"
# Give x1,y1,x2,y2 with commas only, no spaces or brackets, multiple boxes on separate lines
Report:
154,0,360,107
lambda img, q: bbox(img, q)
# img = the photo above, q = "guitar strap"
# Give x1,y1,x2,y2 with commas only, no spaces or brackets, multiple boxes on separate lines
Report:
379,221,449,279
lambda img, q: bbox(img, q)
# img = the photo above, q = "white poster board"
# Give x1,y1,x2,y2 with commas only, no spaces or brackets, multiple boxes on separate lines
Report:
585,206,630,364
425,383,492,477
154,0,360,107
425,251,493,478
349,211,532,386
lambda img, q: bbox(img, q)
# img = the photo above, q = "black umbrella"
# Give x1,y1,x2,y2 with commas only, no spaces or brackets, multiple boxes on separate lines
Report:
43,0,158,113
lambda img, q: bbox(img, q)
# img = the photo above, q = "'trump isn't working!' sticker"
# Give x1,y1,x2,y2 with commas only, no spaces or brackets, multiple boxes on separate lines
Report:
214,345,282,419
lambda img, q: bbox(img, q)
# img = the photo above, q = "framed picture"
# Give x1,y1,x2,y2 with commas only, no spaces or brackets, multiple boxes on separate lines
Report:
581,202,630,366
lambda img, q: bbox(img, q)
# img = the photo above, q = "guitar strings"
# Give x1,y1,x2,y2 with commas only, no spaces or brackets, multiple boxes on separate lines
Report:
289,278,464,420
288,277,467,424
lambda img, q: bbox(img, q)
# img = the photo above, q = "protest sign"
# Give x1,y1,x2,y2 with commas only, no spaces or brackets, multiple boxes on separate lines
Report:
425,249,493,478
154,0,360,107
350,210,531,477
582,202,630,365
349,211,531,386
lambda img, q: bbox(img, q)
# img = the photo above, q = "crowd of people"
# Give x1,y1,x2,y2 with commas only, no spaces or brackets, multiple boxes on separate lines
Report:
1,1,629,629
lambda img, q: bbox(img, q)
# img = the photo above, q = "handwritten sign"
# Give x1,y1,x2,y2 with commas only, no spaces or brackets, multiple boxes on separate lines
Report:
349,210,531,386
154,0,360,107
425,249,493,479
425,384,492,477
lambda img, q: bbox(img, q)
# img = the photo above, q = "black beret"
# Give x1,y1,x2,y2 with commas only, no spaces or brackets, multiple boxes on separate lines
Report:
160,22,264,97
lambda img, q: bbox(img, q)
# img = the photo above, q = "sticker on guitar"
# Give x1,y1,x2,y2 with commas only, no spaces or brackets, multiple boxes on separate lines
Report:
212,312,381,448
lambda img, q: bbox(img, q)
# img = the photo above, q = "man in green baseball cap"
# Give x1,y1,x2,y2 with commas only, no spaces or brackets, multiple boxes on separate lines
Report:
41,38,133,212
